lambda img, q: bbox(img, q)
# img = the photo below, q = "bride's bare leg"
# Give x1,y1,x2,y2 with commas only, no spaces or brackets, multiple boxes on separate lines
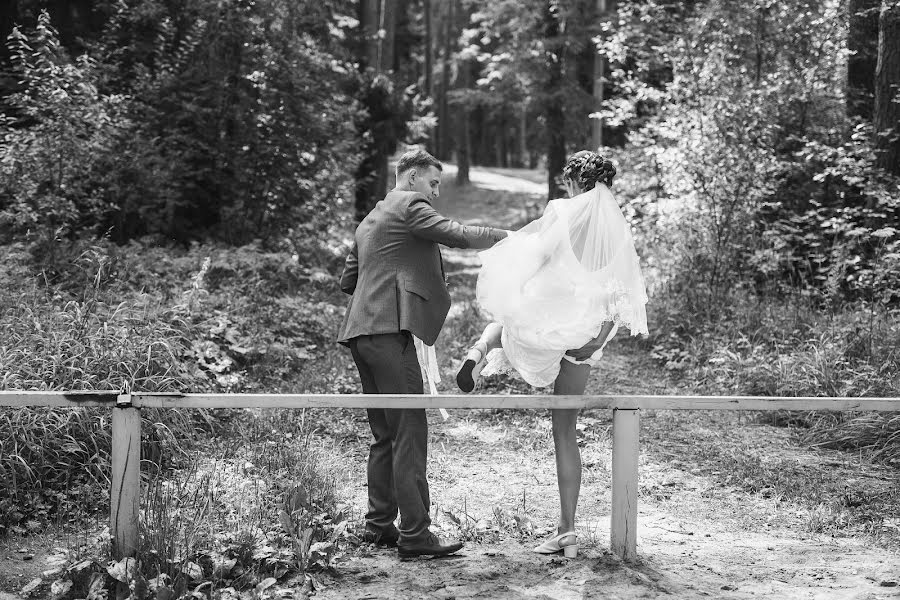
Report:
473,322,503,356
551,360,591,534
457,322,503,392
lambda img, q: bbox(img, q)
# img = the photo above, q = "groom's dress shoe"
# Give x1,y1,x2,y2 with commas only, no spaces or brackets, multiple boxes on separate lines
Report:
362,525,400,547
397,532,463,558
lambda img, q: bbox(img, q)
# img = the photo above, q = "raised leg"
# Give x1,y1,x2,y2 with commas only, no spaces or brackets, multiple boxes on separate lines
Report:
457,322,503,392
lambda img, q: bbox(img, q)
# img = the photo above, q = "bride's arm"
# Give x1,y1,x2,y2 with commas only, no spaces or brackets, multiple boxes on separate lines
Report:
564,321,617,362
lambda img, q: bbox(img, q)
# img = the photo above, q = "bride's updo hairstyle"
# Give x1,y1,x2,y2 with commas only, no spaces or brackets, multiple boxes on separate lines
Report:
562,150,616,191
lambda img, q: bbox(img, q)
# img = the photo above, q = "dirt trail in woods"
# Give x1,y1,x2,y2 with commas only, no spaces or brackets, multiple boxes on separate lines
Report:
316,165,900,599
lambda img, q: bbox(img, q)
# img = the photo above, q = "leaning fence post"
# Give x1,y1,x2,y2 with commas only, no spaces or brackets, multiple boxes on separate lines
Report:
111,389,140,559
610,407,639,562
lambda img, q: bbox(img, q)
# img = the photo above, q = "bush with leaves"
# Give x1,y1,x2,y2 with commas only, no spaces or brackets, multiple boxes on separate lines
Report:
1,2,363,248
0,11,129,257
599,0,900,467
92,0,363,243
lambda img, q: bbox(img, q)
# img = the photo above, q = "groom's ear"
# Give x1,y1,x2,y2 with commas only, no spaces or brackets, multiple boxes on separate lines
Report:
407,168,417,184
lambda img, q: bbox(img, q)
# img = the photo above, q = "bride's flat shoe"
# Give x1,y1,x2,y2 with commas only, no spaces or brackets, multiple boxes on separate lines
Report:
533,531,578,558
456,343,487,393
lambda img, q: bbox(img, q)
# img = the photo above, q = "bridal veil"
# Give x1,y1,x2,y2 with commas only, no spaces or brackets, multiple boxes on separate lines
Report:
475,184,648,387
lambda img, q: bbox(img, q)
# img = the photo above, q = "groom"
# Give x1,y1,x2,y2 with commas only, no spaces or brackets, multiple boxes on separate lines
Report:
338,149,507,557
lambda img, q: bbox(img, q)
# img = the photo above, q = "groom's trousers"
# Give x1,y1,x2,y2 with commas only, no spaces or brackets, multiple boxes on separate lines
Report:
348,332,430,543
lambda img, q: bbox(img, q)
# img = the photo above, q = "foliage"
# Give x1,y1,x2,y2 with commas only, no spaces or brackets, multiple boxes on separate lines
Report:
135,410,352,598
1,2,363,246
604,0,856,313
591,0,900,466
0,11,129,254
8,410,355,600
94,0,363,243
643,410,900,545
0,232,359,537
0,241,208,535
459,0,601,193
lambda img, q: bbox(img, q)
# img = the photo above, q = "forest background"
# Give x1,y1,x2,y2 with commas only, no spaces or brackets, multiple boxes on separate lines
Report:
0,0,899,597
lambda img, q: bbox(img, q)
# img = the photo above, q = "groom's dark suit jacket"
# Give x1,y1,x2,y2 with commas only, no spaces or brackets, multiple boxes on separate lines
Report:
338,190,505,346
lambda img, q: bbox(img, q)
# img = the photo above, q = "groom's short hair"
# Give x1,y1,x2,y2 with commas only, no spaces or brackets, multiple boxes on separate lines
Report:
396,149,442,177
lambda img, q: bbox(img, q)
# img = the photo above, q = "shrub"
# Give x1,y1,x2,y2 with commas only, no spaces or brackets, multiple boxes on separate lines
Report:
0,11,129,257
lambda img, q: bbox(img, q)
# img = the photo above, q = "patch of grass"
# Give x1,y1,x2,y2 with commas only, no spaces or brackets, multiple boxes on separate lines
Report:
0,236,361,537
0,246,214,534
643,411,900,548
134,409,355,598
647,290,900,467
11,410,357,600
438,497,536,545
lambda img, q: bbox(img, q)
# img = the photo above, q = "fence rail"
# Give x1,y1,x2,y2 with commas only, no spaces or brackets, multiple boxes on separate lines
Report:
4,391,900,410
2,390,899,563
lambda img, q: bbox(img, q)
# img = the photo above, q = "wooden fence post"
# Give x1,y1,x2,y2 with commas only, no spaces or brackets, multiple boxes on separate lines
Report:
611,408,639,562
111,392,140,559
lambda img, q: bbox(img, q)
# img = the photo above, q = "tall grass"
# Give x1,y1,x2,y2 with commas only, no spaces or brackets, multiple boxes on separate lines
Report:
648,290,900,466
0,236,358,542
0,245,214,534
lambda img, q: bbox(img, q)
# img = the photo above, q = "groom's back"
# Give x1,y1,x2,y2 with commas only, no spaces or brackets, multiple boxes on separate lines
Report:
338,190,450,346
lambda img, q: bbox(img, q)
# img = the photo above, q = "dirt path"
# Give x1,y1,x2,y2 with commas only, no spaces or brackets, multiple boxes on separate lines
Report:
316,165,900,599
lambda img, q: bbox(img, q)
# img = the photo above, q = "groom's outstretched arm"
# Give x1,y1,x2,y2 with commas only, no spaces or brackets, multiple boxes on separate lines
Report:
340,242,359,294
405,195,507,249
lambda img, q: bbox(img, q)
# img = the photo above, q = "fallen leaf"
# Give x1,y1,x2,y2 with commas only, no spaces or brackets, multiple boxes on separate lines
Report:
256,577,278,594
106,557,136,583
86,573,106,600
182,561,203,581
50,578,73,599
21,578,42,595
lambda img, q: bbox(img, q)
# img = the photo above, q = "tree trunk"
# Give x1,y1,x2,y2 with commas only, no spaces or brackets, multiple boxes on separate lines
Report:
424,0,434,152
456,107,470,184
849,0,880,120
380,0,398,73
545,3,567,200
360,0,380,70
875,0,900,175
500,116,509,168
371,0,397,209
424,0,433,94
519,104,529,168
437,0,454,160
456,2,471,185
355,0,398,219
591,0,608,150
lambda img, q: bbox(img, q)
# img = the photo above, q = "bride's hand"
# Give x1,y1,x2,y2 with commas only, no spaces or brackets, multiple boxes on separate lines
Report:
565,342,603,362
565,322,616,361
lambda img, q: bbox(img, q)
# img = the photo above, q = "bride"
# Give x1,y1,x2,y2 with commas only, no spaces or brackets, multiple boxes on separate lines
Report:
456,150,648,558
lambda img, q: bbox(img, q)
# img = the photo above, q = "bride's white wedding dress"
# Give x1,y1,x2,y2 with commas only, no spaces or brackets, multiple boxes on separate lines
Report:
475,184,649,388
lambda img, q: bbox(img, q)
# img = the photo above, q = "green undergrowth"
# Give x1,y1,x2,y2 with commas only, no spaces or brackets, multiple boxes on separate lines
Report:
642,411,900,548
0,236,361,537
648,291,900,467
8,409,358,600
